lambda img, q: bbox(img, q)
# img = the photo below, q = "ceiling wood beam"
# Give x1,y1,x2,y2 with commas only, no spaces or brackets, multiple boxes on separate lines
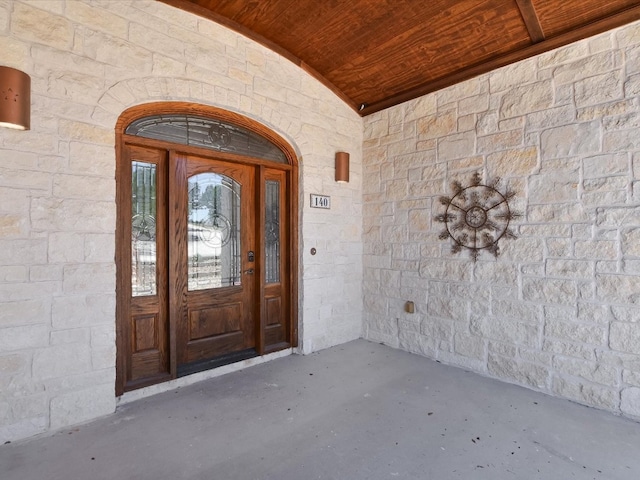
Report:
515,0,545,43
360,4,640,116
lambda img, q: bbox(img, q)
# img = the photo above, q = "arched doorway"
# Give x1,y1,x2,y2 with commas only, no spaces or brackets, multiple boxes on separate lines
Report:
115,103,298,395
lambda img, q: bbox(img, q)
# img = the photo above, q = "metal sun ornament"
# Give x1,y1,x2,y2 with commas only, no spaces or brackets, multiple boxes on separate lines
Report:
435,173,521,261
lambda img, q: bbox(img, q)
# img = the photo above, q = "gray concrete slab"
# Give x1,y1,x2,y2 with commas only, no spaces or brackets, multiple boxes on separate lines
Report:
2,340,640,479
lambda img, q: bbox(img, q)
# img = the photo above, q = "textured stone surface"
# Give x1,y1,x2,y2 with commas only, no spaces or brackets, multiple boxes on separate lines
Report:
0,0,362,443
363,21,640,422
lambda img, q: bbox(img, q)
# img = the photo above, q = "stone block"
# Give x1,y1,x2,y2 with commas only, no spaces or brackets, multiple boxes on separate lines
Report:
0,353,30,376
458,94,488,115
490,61,536,92
398,329,437,358
13,2,72,50
0,416,47,444
597,275,640,305
488,353,549,389
49,328,91,346
48,232,84,264
574,240,617,260
53,174,114,202
421,316,454,342
546,259,594,279
0,238,47,265
620,387,640,417
49,383,115,430
610,322,640,354
51,294,115,329
553,51,617,84
603,112,640,132
437,132,475,161
596,206,640,228
454,333,486,360
29,265,62,282
529,173,578,203
623,370,640,387
0,167,51,191
478,130,522,153
542,338,595,360
419,259,472,282
84,234,115,263
528,203,589,223
0,265,27,282
540,121,600,159
544,318,607,346
553,357,618,386
583,153,629,178
523,278,577,305
63,263,115,295
486,147,538,177
473,316,540,348
31,197,116,233
66,1,128,36
492,299,540,323
488,341,517,358
32,344,92,381
500,81,553,119
551,375,619,410
611,306,640,322
474,262,519,286
604,128,640,152
546,238,570,257
622,228,640,257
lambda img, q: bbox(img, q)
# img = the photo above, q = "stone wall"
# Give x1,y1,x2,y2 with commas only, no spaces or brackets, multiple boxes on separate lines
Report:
363,22,640,419
0,0,362,442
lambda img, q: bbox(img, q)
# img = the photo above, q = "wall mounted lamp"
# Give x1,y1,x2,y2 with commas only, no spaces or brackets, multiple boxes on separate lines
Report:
335,151,349,183
0,66,31,130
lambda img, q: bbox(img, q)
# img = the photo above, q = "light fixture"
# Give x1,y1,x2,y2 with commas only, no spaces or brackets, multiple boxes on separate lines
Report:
0,66,31,130
335,151,349,183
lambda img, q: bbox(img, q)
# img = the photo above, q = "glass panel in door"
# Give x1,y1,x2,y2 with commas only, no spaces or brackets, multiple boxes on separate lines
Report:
187,173,241,290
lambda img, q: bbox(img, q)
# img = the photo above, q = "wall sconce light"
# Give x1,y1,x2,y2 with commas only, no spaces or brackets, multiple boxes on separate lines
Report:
0,66,31,130
335,151,349,183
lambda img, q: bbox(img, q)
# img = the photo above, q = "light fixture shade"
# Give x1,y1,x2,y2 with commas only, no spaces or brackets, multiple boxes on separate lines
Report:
0,66,31,130
335,151,349,183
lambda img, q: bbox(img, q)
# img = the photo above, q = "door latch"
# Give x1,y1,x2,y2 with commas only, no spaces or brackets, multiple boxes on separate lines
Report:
243,268,254,275
248,251,255,262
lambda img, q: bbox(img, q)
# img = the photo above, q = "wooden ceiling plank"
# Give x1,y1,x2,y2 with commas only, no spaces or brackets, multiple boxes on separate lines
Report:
515,0,546,43
360,4,640,115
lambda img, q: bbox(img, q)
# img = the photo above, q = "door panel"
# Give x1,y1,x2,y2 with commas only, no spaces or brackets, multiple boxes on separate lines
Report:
117,145,171,394
170,153,256,370
262,169,290,351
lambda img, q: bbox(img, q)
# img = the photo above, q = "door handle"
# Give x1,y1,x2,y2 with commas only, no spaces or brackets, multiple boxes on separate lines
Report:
243,268,254,275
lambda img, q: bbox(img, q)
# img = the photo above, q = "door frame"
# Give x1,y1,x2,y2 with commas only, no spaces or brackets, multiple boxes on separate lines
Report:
115,102,299,395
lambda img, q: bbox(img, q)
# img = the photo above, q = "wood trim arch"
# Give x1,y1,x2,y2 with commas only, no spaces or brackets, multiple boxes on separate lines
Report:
116,102,299,167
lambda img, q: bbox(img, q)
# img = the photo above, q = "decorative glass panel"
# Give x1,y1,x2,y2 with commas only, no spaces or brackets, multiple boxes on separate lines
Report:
188,173,241,290
126,115,287,163
265,180,281,284
131,161,157,297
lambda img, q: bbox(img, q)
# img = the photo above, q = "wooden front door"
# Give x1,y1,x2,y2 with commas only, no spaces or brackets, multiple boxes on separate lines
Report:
116,104,298,395
171,153,257,375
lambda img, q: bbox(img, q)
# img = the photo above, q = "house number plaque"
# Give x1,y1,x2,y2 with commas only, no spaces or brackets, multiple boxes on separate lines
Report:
310,194,331,209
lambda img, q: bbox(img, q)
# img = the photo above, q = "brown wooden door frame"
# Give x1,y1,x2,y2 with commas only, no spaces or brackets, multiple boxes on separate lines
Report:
115,102,299,396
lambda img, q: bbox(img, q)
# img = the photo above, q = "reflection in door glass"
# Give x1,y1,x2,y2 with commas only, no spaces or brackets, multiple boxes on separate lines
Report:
188,173,241,290
265,180,281,284
131,161,157,296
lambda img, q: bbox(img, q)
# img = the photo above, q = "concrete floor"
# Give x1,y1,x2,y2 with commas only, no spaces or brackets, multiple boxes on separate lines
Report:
2,340,640,480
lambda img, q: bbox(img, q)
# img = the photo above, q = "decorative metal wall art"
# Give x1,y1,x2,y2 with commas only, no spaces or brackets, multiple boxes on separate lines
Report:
435,173,521,261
